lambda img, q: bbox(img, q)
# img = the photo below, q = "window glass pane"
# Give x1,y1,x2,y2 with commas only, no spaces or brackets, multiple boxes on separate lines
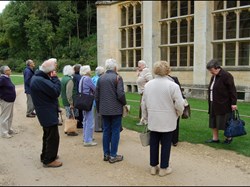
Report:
180,19,187,43
121,29,126,48
240,1,250,6
170,47,177,66
214,1,224,10
240,10,250,38
128,50,134,67
136,3,141,24
170,21,177,43
136,27,141,47
128,5,133,25
161,1,168,19
190,45,193,66
161,23,168,44
239,42,250,66
190,18,194,42
226,12,236,39
214,14,223,40
227,0,237,8
121,51,126,67
160,47,168,61
180,1,188,16
170,1,177,17
225,43,235,66
128,28,133,47
136,49,141,65
213,43,223,63
191,0,194,14
180,46,187,66
121,6,126,26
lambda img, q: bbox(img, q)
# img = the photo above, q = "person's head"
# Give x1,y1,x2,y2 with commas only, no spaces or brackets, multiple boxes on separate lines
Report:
63,65,74,76
40,59,56,74
95,66,105,76
73,64,81,74
80,65,91,76
105,58,118,72
26,59,35,69
153,60,171,76
0,65,11,76
47,58,58,69
138,60,147,71
206,59,221,76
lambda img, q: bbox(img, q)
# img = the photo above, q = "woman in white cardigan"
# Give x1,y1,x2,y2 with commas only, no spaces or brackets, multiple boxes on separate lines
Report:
141,61,185,177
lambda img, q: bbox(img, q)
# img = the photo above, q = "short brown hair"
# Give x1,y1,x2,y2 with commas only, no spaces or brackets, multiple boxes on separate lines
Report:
153,61,171,76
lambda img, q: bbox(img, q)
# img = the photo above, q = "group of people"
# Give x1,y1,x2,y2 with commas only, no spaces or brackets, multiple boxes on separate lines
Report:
0,57,237,176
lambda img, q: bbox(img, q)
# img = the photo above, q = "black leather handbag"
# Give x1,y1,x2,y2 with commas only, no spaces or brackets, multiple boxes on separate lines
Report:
74,93,94,111
224,110,247,137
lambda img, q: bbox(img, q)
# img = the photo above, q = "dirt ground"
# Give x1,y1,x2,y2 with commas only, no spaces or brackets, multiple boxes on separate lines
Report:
1,85,250,186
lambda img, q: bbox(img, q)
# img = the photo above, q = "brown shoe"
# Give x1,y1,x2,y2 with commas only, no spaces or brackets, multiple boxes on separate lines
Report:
43,160,63,168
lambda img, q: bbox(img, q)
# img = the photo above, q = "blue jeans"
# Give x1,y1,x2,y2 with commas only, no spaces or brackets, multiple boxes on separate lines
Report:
150,131,173,169
82,109,94,143
102,115,122,157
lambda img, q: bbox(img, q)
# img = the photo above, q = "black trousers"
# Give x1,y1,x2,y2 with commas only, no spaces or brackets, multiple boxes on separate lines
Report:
172,118,180,144
41,125,60,164
150,131,173,169
76,109,83,128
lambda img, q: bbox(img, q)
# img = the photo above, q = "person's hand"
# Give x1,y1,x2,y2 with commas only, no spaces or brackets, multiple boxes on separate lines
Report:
49,70,57,77
231,105,237,111
70,104,74,109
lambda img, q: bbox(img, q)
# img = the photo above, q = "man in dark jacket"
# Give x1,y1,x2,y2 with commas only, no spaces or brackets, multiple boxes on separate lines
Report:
0,65,17,138
30,59,62,168
23,59,36,118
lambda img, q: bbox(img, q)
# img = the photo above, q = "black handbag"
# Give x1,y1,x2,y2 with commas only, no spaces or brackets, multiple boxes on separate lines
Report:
74,76,94,111
182,99,191,119
74,93,94,111
224,110,247,137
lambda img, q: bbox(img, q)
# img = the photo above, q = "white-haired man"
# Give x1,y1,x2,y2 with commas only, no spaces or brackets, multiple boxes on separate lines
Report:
30,59,62,168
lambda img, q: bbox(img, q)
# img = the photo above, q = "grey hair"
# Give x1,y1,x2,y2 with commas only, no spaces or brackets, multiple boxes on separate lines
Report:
95,66,105,76
0,65,10,74
206,59,221,70
63,65,74,76
105,58,118,71
48,58,57,64
40,59,56,73
138,60,148,68
26,59,34,66
80,65,91,75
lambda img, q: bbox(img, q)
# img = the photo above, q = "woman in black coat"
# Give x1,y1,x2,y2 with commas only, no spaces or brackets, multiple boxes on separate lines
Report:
205,59,237,144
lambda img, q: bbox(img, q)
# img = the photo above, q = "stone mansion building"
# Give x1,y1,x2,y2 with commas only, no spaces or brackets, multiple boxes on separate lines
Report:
96,1,250,101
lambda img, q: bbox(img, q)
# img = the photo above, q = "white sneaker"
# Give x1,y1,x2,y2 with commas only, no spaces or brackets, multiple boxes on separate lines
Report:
150,166,159,175
159,167,172,177
84,141,97,147
1,133,13,139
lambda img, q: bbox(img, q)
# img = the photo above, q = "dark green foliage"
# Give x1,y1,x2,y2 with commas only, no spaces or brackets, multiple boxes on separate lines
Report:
0,1,97,71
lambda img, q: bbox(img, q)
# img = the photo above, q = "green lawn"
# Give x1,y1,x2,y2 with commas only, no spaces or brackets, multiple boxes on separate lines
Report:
11,74,250,157
124,93,250,157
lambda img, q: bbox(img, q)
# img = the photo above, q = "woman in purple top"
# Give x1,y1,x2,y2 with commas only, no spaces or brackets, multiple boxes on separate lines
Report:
79,65,96,146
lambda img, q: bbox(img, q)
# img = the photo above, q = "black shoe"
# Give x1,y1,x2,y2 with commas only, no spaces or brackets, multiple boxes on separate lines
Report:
103,155,110,161
67,132,78,136
223,138,233,144
26,114,36,118
205,139,220,143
